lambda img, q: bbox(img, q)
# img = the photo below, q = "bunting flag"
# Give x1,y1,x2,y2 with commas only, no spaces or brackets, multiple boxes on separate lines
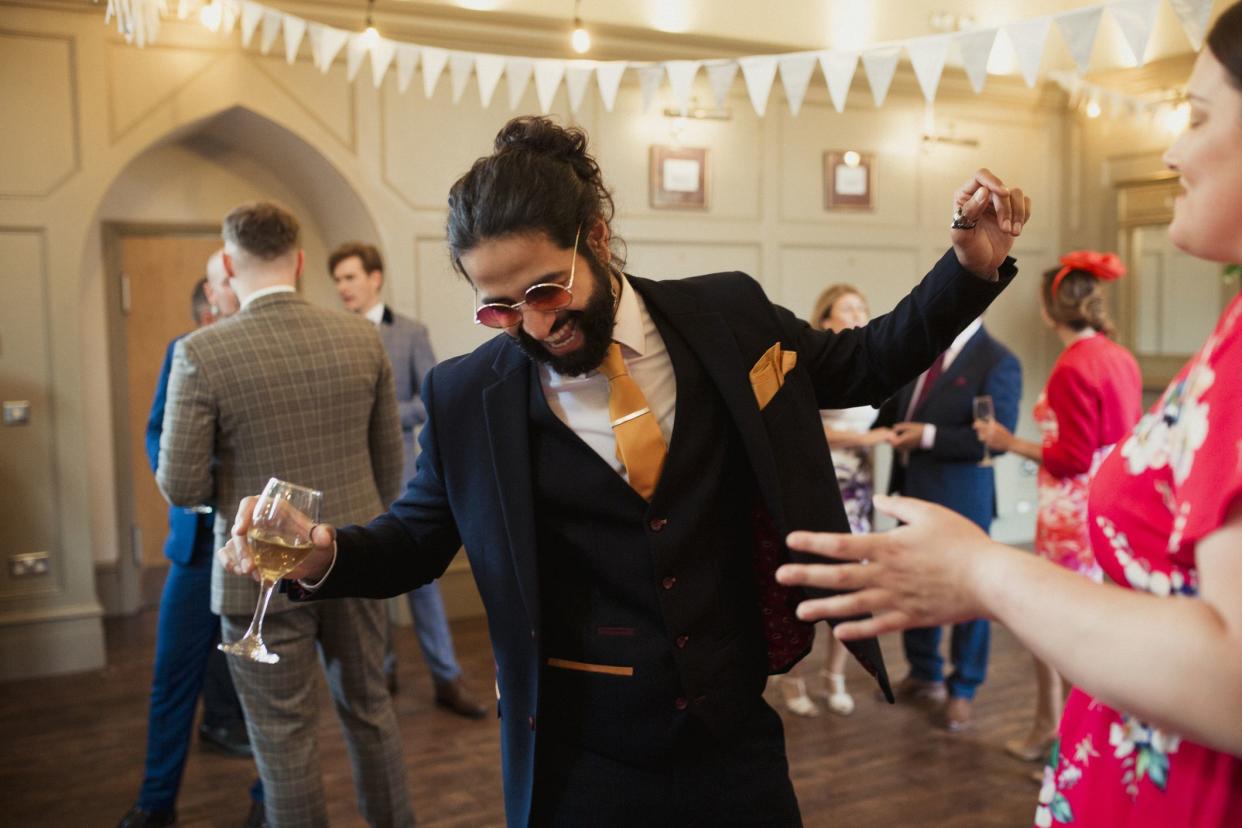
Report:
778,54,817,116
738,56,778,117
108,0,1204,121
395,44,419,93
1111,0,1161,64
506,57,534,109
906,35,949,103
819,50,858,113
1056,7,1104,73
475,54,507,107
449,52,474,103
955,28,997,94
370,37,396,88
665,60,701,115
861,47,900,107
595,61,627,112
706,61,739,109
565,62,594,113
1005,17,1052,87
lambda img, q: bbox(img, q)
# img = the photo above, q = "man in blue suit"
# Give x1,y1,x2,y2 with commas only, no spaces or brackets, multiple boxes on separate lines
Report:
875,317,1021,732
329,240,486,718
220,118,1033,826
119,254,263,828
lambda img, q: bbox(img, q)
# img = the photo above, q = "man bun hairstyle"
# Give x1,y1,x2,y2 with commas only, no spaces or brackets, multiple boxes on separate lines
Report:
328,241,384,276
1207,1,1242,91
1041,267,1116,337
222,201,300,261
446,116,624,277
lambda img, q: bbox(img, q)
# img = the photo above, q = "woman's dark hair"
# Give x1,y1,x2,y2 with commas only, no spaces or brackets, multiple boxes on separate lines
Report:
1207,1,1242,92
1041,267,1116,337
446,116,624,278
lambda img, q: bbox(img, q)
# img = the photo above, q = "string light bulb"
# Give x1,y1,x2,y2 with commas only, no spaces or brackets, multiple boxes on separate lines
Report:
360,0,379,50
1085,98,1102,119
570,0,590,54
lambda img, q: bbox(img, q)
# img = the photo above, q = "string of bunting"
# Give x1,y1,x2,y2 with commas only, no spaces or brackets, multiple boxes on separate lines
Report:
102,0,1213,117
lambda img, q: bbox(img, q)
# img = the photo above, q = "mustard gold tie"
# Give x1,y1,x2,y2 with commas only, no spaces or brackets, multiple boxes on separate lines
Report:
599,342,667,501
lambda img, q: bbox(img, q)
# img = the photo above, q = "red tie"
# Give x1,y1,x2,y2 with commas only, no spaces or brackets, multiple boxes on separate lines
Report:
907,351,947,419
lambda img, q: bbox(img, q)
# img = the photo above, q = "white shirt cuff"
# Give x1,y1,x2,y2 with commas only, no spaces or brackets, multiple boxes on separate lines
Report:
296,541,337,591
920,423,937,450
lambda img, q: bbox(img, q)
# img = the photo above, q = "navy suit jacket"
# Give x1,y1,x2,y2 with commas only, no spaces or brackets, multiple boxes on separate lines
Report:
303,249,1017,825
876,326,1022,529
146,338,215,566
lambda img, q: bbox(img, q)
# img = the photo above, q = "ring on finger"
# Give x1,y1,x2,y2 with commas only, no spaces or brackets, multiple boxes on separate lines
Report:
951,207,977,230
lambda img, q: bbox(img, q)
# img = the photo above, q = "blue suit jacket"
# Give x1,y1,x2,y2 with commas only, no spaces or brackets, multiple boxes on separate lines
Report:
876,326,1022,529
146,338,215,566
303,250,1017,825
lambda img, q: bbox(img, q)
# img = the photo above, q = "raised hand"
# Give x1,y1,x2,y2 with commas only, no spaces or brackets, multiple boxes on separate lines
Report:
950,169,1031,277
216,494,337,583
974,418,1014,452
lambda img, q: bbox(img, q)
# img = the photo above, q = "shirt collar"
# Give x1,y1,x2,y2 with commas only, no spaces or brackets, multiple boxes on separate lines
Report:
364,301,386,327
240,284,296,310
611,274,645,358
949,318,983,354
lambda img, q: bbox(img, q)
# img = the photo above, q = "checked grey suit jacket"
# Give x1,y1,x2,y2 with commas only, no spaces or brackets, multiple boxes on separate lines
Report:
157,290,403,617
377,306,436,484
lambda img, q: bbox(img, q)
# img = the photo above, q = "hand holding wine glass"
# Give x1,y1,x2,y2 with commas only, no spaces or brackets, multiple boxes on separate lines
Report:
973,395,995,468
218,478,324,664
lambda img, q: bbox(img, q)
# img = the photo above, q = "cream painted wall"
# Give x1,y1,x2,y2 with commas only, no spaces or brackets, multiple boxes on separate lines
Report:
0,2,1070,677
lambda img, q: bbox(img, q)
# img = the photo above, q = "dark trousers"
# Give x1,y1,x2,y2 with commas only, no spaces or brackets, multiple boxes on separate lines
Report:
138,559,255,810
902,619,991,700
531,699,802,827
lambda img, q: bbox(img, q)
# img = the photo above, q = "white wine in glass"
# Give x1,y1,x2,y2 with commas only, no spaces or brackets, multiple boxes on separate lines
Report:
973,395,995,468
219,477,322,664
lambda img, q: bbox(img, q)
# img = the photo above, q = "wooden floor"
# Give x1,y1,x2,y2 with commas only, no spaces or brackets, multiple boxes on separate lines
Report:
0,611,1047,827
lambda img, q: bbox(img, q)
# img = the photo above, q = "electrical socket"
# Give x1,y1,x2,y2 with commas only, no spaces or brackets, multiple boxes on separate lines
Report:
10,552,50,578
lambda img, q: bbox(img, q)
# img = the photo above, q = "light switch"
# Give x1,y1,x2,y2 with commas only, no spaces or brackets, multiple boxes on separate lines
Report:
3,400,30,426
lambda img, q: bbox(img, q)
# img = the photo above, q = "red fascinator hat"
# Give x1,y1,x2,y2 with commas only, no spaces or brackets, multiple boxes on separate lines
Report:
1052,250,1126,297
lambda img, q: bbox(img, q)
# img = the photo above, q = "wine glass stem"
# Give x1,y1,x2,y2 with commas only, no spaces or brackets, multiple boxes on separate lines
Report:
242,577,278,642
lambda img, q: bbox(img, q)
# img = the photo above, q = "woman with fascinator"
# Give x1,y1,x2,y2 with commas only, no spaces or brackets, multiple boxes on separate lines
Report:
779,3,1242,824
976,252,1142,764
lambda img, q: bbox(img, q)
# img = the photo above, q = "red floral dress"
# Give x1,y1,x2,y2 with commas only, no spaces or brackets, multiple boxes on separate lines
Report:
1035,294,1242,827
1034,335,1142,580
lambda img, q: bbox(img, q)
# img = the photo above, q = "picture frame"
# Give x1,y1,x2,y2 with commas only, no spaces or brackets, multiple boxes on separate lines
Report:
650,145,709,209
824,150,874,211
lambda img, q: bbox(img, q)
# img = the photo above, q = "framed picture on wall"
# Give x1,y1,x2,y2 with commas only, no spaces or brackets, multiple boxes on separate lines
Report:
650,145,709,209
824,150,874,211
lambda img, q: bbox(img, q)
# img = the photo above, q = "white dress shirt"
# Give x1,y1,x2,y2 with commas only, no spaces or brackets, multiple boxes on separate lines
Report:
240,284,296,310
364,302,385,327
905,317,983,449
538,275,677,484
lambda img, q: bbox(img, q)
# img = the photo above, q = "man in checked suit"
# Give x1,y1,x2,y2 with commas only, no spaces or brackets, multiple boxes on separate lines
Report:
157,202,414,828
874,317,1021,732
328,241,486,719
220,117,1033,826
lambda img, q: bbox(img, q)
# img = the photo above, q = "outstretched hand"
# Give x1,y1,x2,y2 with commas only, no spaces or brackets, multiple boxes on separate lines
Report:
216,494,337,583
950,169,1031,277
775,494,1000,639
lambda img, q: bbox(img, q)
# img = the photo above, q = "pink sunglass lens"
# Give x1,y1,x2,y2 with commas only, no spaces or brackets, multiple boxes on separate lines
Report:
524,284,573,311
476,306,521,328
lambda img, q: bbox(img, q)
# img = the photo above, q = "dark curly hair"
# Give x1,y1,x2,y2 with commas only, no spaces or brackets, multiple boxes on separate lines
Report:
446,116,625,278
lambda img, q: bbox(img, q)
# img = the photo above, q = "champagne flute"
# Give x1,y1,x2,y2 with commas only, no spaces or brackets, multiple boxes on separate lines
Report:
973,395,995,468
218,477,322,664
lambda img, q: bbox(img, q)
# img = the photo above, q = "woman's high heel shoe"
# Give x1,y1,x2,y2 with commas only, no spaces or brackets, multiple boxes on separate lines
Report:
820,670,855,716
1005,730,1058,762
779,676,821,718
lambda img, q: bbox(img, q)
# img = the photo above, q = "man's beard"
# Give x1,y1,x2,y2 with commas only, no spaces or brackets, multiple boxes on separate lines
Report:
514,262,615,377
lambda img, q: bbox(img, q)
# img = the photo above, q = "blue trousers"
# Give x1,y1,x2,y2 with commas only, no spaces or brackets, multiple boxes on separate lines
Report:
902,619,991,700
138,559,262,811
383,581,461,684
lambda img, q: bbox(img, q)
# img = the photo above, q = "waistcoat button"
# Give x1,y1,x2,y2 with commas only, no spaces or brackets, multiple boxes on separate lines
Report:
661,576,677,590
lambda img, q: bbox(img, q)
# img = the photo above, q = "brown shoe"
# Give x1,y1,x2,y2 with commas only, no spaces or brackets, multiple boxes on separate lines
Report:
434,678,488,720
944,695,973,732
890,674,948,707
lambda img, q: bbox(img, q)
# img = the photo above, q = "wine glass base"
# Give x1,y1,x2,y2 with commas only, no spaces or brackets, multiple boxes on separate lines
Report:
218,638,280,664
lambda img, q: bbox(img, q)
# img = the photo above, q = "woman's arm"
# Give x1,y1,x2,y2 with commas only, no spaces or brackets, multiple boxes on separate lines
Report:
975,420,1043,463
824,426,892,449
778,495,1242,756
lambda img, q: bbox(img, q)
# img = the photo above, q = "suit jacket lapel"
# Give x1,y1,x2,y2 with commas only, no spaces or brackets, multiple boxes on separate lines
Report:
914,327,987,415
630,277,786,524
483,341,540,634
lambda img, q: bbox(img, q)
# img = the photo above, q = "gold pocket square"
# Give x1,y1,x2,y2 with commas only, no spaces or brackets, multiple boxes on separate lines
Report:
749,343,797,410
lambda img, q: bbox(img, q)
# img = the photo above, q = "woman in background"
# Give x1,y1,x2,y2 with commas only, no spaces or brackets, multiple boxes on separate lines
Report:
779,284,892,717
779,6,1242,823
976,252,1142,762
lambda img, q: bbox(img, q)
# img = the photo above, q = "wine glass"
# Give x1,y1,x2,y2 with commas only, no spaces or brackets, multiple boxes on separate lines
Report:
973,395,995,468
218,477,322,664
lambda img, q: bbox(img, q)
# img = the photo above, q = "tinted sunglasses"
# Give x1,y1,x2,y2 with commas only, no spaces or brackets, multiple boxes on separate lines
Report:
473,226,581,329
